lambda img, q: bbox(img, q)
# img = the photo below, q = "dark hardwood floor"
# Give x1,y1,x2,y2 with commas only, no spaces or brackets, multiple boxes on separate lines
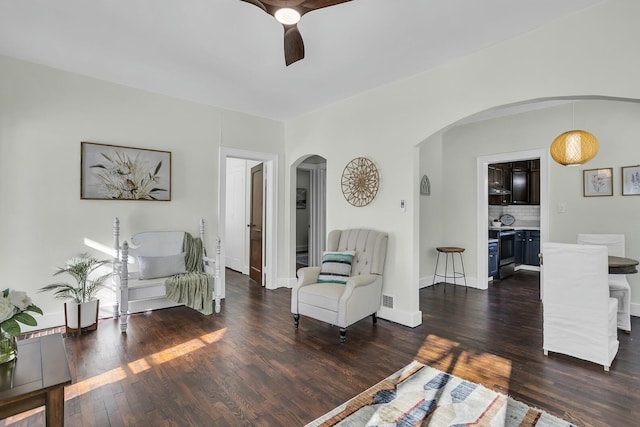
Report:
4,269,639,426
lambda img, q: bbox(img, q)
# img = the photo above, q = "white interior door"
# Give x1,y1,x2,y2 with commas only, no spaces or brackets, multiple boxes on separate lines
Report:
225,158,247,273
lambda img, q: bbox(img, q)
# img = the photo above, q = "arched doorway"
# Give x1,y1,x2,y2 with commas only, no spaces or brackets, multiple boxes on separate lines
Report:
295,155,327,269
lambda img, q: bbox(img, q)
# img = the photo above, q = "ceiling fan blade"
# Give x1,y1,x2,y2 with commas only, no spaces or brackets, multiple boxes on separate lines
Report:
239,0,268,13
284,25,305,66
300,0,351,13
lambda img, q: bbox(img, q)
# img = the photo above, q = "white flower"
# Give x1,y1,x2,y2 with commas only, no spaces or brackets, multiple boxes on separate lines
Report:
8,291,32,310
0,298,16,323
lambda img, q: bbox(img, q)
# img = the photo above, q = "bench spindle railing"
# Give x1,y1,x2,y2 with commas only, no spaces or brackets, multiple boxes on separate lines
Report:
119,241,130,333
113,218,221,332
112,217,121,318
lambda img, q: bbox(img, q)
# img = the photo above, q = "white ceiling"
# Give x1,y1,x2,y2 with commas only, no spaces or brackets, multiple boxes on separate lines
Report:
0,0,604,121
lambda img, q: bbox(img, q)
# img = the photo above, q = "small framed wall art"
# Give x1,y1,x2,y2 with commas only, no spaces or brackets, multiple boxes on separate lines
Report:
621,165,640,196
81,142,171,201
583,167,613,197
296,188,307,209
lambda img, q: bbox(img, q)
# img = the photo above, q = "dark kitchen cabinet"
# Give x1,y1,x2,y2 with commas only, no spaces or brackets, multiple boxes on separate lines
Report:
529,159,540,205
488,159,539,205
515,230,526,265
511,169,529,204
488,164,512,205
514,230,540,266
488,241,499,278
525,230,540,266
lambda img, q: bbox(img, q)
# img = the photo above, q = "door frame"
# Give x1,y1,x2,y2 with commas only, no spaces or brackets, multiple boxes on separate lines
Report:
219,147,278,294
476,148,549,292
297,160,326,267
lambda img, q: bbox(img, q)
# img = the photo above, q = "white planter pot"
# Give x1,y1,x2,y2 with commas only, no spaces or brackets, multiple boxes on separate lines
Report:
64,299,99,332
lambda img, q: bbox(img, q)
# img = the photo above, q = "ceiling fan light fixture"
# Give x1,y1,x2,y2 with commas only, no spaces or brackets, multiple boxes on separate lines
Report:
274,7,300,25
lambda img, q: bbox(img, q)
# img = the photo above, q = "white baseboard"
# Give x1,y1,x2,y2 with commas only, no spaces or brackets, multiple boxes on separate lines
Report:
515,265,540,272
20,303,118,334
630,302,640,318
420,275,484,290
377,306,422,328
274,277,297,289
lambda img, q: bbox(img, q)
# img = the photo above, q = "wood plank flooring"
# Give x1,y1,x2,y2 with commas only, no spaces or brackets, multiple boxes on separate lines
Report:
3,269,639,426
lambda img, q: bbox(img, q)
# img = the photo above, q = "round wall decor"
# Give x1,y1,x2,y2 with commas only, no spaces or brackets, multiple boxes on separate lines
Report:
341,157,379,207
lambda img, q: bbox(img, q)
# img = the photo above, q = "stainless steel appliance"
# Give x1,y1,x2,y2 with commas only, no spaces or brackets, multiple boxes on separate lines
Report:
489,228,515,279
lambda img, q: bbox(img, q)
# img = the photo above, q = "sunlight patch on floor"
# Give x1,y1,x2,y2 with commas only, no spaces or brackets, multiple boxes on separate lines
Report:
1,406,44,425
415,334,512,390
65,328,227,400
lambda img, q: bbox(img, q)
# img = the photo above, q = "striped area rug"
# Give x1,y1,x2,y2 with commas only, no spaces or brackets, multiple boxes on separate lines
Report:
306,361,576,427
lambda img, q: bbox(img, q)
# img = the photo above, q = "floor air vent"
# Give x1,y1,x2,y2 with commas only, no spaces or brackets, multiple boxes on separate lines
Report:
382,293,394,309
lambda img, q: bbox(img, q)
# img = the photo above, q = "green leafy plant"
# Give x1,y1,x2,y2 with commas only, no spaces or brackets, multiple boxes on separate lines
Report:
0,289,43,337
39,254,112,304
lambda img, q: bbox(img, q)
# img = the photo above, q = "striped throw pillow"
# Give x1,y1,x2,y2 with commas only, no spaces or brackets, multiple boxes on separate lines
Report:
318,251,355,284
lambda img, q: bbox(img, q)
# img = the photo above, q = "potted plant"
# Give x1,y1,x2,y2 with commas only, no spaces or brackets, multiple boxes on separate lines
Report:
0,289,42,363
39,253,111,335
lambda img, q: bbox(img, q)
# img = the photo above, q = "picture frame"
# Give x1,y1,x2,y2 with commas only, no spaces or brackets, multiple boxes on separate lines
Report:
296,188,307,209
621,165,640,196
81,142,171,201
583,168,613,197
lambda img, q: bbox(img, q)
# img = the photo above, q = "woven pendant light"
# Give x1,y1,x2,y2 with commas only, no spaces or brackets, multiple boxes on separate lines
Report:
550,130,599,166
550,103,599,166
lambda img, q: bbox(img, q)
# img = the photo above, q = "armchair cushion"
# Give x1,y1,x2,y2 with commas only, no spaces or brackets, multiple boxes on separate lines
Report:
318,251,355,284
298,283,345,312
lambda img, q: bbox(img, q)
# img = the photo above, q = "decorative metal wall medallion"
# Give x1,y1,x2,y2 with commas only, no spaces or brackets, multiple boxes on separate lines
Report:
420,174,431,196
341,157,379,207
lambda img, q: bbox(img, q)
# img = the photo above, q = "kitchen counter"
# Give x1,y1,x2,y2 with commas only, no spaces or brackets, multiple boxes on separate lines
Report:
489,222,540,231
512,220,540,230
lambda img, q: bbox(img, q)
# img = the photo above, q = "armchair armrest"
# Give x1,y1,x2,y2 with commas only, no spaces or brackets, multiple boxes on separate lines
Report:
295,266,321,288
291,266,321,314
338,274,383,327
340,274,381,301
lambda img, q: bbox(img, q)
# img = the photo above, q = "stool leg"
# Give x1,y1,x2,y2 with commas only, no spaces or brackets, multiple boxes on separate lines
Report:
432,252,441,290
443,253,449,293
458,252,468,292
451,254,457,287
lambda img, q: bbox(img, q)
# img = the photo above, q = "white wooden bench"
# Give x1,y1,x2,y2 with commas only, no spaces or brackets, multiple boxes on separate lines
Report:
112,217,221,332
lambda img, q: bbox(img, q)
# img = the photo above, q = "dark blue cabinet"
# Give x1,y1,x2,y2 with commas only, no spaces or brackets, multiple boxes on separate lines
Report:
525,230,540,266
488,241,499,278
514,230,540,267
515,230,526,265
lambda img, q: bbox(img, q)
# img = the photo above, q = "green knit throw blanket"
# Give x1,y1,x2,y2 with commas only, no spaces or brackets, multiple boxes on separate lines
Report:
165,233,213,315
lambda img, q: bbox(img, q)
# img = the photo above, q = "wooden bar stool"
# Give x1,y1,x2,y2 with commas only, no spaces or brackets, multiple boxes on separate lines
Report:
432,246,467,292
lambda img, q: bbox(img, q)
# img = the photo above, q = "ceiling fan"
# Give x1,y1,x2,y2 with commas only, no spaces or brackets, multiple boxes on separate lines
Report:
240,0,352,66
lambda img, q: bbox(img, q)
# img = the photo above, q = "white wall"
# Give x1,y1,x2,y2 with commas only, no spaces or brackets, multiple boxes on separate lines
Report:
285,0,640,326
0,55,284,330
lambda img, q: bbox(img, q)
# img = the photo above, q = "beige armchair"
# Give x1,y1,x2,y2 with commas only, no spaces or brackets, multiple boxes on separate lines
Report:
291,229,388,343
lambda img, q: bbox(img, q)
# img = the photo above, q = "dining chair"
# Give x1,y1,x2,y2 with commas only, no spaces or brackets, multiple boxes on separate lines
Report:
542,242,619,371
577,234,631,332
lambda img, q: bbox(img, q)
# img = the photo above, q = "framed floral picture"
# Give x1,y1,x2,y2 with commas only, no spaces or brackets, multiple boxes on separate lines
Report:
583,168,613,197
81,142,171,200
621,165,640,196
